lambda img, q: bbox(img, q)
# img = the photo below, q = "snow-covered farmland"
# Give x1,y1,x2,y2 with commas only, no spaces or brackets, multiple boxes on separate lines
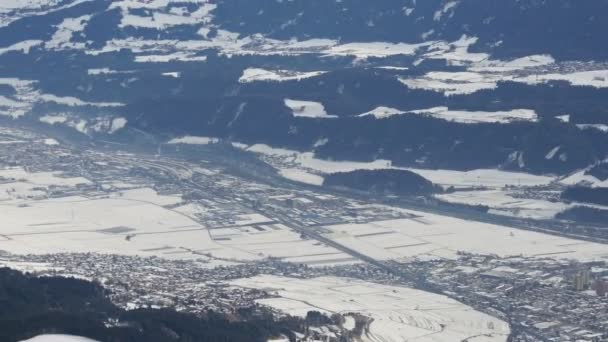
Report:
0,191,355,266
323,212,608,262
231,275,510,342
0,167,350,266
0,167,91,201
436,190,569,220
406,168,554,189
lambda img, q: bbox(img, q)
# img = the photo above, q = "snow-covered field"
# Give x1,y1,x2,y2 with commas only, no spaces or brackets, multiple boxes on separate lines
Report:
323,211,608,262
0,185,354,265
231,275,510,342
435,190,569,220
0,165,352,266
167,136,219,145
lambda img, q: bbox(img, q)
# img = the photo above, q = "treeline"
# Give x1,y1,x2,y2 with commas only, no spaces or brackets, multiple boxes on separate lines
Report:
212,0,608,60
562,186,608,206
323,169,441,196
556,206,608,226
0,268,325,342
3,46,607,176
587,162,608,181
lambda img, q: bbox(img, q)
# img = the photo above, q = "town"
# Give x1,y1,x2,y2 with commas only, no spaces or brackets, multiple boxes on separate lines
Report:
0,123,607,341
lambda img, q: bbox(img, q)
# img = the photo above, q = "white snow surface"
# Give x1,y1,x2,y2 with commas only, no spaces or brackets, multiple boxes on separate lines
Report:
0,40,43,55
284,99,337,119
576,124,608,133
0,78,123,119
167,136,219,145
20,335,99,342
240,143,553,189
322,211,608,262
324,41,428,59
434,1,460,21
470,55,555,73
45,15,91,50
39,114,128,135
560,170,608,188
545,146,561,160
436,190,569,220
110,117,128,133
135,52,208,63
0,159,351,265
360,106,538,124
239,68,326,83
278,168,324,186
401,66,608,96
0,0,94,27
358,106,404,119
232,275,510,342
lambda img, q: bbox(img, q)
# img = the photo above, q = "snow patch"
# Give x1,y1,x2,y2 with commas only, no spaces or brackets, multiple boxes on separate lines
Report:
434,1,460,21
545,146,561,160
239,68,326,83
231,275,510,342
40,114,128,135
39,114,67,125
470,55,555,73
278,168,324,186
576,124,608,133
284,99,337,119
0,40,43,55
167,136,219,145
361,106,538,124
358,106,404,119
45,15,91,50
162,72,181,78
42,138,59,145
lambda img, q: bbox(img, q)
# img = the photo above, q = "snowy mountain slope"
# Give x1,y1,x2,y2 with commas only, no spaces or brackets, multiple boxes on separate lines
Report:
0,0,607,175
